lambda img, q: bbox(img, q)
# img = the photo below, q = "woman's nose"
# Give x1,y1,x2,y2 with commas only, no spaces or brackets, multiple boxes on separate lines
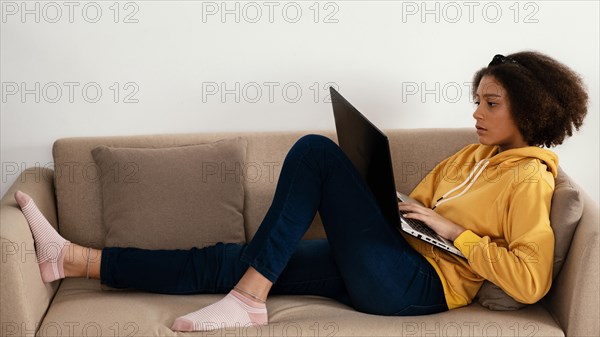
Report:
473,107,483,120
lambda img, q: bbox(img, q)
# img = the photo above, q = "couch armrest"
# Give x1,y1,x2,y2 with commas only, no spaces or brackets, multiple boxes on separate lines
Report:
544,191,600,336
0,167,61,336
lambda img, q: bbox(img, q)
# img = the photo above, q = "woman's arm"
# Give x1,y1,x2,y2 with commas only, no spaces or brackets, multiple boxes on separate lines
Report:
452,178,555,304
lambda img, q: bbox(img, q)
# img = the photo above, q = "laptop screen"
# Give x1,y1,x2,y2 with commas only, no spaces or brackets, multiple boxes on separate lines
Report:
330,87,401,229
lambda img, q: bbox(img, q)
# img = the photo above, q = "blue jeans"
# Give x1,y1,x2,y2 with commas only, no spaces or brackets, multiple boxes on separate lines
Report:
101,134,448,316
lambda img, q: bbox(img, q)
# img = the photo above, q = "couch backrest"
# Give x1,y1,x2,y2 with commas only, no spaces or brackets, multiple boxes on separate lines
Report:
52,128,477,247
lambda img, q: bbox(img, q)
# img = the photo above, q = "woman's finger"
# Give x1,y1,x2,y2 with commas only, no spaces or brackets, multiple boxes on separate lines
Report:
399,204,430,215
403,212,423,221
398,202,422,210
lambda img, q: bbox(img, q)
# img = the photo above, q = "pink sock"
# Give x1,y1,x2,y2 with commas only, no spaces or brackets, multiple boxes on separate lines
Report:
171,289,268,332
14,190,70,283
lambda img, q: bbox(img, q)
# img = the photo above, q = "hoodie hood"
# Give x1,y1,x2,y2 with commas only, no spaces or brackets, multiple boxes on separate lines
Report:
431,144,558,210
474,145,559,178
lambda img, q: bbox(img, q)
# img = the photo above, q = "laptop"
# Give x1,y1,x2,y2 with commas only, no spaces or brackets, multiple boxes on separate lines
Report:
329,87,465,258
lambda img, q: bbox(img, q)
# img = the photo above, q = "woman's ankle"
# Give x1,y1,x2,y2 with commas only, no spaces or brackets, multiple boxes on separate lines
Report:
63,243,82,278
235,267,273,303
233,286,267,303
63,244,101,279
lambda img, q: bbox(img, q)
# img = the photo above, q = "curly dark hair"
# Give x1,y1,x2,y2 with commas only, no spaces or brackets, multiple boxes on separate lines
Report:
472,51,588,148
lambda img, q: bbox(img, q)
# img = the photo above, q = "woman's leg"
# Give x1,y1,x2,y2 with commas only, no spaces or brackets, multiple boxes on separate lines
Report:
99,243,247,294
240,134,446,315
173,134,446,331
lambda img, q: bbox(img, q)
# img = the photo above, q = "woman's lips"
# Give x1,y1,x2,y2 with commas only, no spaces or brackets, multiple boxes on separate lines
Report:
476,126,487,134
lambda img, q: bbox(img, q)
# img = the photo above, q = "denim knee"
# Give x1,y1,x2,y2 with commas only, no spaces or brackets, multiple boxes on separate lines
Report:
295,134,338,151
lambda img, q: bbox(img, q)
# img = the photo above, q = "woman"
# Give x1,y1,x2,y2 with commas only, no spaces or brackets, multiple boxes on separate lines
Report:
15,51,588,332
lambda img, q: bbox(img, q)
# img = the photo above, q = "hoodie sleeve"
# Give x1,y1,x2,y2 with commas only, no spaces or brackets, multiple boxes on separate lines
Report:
453,165,555,304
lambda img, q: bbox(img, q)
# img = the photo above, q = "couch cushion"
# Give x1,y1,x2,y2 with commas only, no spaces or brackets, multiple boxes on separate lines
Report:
91,138,246,250
39,278,564,336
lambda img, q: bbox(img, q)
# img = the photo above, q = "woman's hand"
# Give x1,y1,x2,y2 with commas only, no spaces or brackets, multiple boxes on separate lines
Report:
398,202,466,241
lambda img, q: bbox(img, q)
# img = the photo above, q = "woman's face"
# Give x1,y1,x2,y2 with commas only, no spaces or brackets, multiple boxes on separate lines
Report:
472,75,528,152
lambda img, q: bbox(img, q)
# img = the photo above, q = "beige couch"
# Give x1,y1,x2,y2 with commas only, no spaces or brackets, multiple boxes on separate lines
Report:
1,128,598,336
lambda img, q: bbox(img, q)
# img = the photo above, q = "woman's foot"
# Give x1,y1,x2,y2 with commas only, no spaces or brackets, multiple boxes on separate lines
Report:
14,190,70,283
171,289,268,332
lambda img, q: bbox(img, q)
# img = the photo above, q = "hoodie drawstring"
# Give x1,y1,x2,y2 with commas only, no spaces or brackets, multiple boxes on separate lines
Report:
432,159,490,210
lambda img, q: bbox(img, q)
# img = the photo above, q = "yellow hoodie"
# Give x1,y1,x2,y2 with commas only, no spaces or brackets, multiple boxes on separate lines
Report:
405,144,558,309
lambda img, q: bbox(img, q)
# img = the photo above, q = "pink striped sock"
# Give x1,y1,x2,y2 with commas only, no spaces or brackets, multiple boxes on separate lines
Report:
14,190,70,283
171,289,268,332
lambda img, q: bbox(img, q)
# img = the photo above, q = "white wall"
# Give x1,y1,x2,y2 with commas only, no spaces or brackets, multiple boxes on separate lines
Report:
1,1,599,204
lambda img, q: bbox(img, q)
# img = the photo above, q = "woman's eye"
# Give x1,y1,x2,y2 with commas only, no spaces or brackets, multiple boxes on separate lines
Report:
474,101,480,106
487,102,497,107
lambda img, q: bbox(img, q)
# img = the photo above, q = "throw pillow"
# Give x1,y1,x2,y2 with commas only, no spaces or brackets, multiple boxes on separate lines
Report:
549,166,584,279
477,166,584,310
91,137,247,250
